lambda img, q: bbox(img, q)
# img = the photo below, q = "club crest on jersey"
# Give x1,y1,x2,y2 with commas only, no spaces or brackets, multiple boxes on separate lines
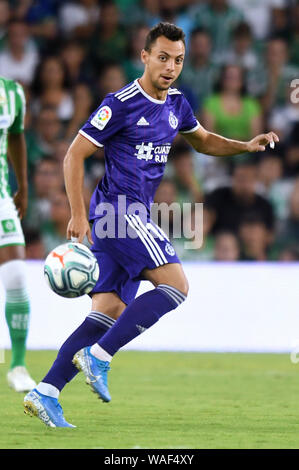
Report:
134,142,171,163
165,243,176,256
169,111,178,129
91,105,112,130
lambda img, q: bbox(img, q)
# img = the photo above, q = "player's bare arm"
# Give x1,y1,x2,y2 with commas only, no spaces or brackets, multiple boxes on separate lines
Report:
7,132,28,219
182,126,280,156
63,133,97,244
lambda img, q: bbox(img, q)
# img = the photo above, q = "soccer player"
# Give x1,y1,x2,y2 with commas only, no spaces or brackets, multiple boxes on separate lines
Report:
0,77,36,392
24,23,278,427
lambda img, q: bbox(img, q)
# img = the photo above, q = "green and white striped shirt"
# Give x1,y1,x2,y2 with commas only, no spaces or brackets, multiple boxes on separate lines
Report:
0,77,25,199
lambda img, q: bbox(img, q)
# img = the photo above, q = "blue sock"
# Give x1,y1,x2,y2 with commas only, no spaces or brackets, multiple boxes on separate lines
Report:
42,312,115,391
98,284,186,357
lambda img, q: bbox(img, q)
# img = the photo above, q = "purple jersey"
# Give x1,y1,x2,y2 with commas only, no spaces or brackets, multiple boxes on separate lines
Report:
80,79,200,221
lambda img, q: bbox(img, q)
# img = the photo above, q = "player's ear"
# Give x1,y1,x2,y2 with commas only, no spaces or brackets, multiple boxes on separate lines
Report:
141,49,148,65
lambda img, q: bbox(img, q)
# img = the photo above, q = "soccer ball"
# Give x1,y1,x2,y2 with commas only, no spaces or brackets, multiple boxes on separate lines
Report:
44,242,99,298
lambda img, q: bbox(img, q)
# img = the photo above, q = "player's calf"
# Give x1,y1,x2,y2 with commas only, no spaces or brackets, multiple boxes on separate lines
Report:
95,283,187,359
86,284,186,392
72,281,187,403
0,259,36,390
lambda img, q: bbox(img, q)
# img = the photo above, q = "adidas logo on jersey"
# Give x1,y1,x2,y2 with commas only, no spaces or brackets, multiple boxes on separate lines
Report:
137,116,149,126
136,324,147,334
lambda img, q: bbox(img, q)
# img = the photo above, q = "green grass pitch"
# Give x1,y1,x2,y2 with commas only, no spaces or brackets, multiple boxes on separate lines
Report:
1,350,299,449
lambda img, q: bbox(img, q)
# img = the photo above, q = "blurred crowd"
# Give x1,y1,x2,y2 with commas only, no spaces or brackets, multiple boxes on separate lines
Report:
3,0,299,262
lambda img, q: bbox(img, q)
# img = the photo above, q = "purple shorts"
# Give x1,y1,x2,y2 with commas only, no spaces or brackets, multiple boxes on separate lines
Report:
90,212,180,305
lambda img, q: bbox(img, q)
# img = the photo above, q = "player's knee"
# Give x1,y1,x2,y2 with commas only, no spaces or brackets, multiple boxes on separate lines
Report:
92,292,126,319
169,277,189,298
96,300,125,320
176,279,189,298
158,280,189,306
0,259,27,291
109,300,125,319
98,305,122,320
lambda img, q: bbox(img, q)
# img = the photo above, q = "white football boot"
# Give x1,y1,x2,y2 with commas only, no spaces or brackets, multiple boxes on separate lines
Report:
7,366,36,392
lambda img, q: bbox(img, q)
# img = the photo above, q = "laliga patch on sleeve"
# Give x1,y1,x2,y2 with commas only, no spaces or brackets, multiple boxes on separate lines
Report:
91,105,112,130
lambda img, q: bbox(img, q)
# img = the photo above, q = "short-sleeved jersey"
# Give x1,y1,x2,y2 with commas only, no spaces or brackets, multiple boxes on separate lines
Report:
0,77,26,199
80,79,200,220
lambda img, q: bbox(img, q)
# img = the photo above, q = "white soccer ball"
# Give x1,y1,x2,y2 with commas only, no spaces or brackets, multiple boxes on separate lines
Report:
44,242,99,298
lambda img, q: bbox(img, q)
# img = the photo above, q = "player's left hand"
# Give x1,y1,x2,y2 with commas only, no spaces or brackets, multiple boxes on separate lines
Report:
13,188,28,219
247,132,279,152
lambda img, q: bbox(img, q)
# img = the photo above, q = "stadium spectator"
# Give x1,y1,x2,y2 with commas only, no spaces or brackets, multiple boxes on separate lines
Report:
170,143,203,204
146,0,194,49
174,206,215,261
122,24,150,83
0,19,39,85
278,246,299,261
25,106,62,168
64,83,93,139
25,229,46,260
24,158,63,231
58,0,100,40
51,137,93,212
269,86,299,144
94,62,126,104
269,4,290,40
229,0,287,40
14,0,58,43
179,28,219,111
60,40,92,86
31,56,73,122
32,157,63,198
118,0,158,27
284,122,299,177
205,162,275,235
289,2,299,66
239,214,274,261
256,153,292,228
153,178,179,240
275,178,299,250
52,139,70,168
190,0,243,61
257,154,283,195
88,1,128,67
219,22,259,72
0,0,10,46
213,231,240,261
41,191,72,254
202,64,262,142
250,37,299,110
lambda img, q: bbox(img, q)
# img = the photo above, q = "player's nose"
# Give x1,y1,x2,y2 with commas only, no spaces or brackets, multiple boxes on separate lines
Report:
166,59,175,72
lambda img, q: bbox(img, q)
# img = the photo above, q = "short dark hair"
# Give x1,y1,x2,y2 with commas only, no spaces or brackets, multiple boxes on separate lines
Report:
239,213,267,228
190,27,211,40
214,64,247,96
34,157,59,173
170,142,192,160
24,229,41,244
8,18,28,29
233,22,252,39
215,230,239,242
144,22,185,52
233,161,257,173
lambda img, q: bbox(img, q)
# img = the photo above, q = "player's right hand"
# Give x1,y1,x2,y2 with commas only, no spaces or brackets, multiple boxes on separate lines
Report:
67,216,93,245
247,132,279,152
13,188,28,219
